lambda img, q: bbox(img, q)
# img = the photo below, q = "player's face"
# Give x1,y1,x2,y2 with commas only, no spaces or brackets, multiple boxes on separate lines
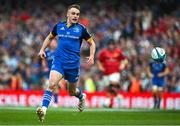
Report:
108,43,115,51
67,8,80,24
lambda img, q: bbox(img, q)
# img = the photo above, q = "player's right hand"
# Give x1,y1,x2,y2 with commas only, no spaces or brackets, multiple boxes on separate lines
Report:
38,49,46,59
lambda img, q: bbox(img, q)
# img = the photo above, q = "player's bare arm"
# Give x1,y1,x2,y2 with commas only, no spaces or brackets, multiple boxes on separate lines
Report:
158,67,170,77
86,37,96,66
119,59,128,70
38,33,55,59
97,60,105,72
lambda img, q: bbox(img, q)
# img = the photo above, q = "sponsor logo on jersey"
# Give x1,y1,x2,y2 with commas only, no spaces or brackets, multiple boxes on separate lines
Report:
73,27,79,33
60,27,65,30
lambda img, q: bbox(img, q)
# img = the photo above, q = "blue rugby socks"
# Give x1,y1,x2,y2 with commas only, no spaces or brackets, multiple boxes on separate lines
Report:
42,90,53,109
54,93,58,104
76,87,83,100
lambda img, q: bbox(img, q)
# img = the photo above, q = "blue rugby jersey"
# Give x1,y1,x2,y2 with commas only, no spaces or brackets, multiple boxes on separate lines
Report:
51,21,91,69
149,61,167,79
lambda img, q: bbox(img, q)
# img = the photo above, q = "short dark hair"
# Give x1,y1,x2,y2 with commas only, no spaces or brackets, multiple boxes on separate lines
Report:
67,4,80,11
107,39,115,45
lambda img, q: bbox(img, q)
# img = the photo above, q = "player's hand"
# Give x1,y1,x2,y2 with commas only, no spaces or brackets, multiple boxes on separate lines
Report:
158,73,164,77
38,49,46,59
119,59,128,71
86,55,94,66
119,64,125,71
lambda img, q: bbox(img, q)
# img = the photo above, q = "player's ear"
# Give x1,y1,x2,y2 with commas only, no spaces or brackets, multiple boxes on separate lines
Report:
67,10,70,18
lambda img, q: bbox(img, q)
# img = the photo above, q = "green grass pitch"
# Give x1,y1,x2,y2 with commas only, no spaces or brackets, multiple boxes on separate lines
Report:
0,107,180,125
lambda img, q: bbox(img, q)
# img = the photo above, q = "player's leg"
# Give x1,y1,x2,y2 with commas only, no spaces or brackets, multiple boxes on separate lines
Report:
52,85,59,107
36,70,63,122
152,85,158,109
156,79,165,109
42,70,63,110
106,73,120,108
64,68,86,112
157,87,163,109
152,77,159,109
106,84,115,108
68,82,86,112
102,75,111,107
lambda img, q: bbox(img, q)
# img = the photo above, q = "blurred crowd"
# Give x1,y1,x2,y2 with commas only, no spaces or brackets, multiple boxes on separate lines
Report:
0,0,180,93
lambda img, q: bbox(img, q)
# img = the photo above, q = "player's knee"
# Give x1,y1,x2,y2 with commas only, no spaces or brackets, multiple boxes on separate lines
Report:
48,85,56,91
48,80,58,91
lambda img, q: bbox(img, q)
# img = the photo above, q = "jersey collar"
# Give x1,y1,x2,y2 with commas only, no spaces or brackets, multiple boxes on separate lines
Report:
66,22,77,28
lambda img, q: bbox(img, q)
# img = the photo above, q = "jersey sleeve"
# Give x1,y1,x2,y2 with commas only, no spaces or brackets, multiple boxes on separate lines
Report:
51,24,58,36
82,27,91,41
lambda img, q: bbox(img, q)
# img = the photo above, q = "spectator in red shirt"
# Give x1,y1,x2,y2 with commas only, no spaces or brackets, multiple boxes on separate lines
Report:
97,39,128,107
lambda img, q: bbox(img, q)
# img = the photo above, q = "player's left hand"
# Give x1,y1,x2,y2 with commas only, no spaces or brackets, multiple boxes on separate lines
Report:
119,64,125,71
158,73,164,77
86,56,94,66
